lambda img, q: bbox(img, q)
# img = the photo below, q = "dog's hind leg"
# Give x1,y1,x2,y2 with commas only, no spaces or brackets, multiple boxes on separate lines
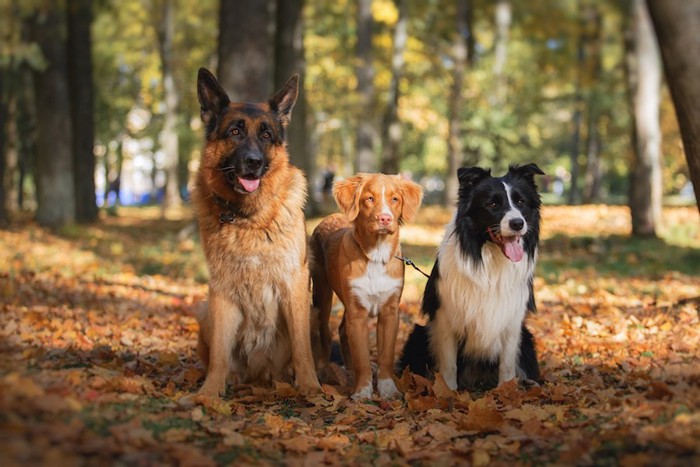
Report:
198,292,242,397
517,324,540,382
430,313,459,390
312,276,334,369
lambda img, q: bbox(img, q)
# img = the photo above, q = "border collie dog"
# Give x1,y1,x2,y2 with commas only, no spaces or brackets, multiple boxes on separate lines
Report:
399,164,544,390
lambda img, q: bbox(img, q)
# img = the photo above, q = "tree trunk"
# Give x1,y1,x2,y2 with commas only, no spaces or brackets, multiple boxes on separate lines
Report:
31,3,75,227
492,0,510,106
218,0,272,101
355,0,377,173
582,117,603,203
380,0,408,175
582,5,603,204
274,0,316,213
568,3,586,206
0,69,7,226
67,0,98,223
155,0,181,216
626,0,662,237
16,65,34,212
646,0,700,212
444,0,471,206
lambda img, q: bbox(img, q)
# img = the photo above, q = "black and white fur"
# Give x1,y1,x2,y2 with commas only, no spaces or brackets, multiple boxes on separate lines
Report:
399,164,543,390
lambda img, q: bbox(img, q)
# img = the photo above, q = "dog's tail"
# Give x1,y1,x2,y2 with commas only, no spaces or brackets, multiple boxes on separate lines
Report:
396,324,434,377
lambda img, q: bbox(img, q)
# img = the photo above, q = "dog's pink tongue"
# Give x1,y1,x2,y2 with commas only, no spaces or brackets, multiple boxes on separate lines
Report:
239,177,260,193
502,236,524,262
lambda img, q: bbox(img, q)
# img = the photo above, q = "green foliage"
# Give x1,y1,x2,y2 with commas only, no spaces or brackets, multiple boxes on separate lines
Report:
78,0,689,201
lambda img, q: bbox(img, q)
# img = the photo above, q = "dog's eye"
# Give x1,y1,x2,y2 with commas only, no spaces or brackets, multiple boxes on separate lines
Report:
391,196,399,203
228,128,240,137
261,131,271,139
516,198,526,206
367,196,375,203
487,201,498,208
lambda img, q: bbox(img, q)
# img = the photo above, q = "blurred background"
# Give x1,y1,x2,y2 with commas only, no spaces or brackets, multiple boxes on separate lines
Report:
0,0,696,236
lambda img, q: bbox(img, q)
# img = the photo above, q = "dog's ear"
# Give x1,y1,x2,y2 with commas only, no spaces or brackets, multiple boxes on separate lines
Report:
509,163,545,186
197,68,230,136
457,167,490,189
333,175,366,221
398,177,424,223
269,74,299,129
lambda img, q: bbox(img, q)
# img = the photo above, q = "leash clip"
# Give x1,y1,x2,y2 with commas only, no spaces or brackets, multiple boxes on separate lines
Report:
395,255,430,279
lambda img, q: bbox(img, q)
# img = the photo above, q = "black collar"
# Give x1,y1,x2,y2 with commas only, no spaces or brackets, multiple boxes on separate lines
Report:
213,194,242,224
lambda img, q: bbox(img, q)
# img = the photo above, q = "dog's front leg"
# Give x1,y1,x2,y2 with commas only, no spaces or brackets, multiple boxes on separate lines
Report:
430,312,459,390
282,276,322,395
344,304,373,400
376,296,400,399
198,292,241,397
498,324,523,385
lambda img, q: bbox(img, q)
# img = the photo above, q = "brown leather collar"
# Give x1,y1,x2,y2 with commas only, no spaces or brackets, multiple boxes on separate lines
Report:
213,194,242,224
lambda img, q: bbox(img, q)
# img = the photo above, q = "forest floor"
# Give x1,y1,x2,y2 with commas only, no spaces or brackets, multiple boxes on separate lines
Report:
1,204,699,466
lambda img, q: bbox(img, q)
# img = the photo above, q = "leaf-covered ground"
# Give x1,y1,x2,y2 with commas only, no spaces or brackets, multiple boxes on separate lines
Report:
1,205,699,466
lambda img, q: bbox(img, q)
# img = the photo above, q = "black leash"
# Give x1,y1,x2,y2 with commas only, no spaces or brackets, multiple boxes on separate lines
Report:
395,255,430,279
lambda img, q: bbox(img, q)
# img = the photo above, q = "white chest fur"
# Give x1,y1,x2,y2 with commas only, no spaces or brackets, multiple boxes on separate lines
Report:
350,240,402,317
436,220,534,359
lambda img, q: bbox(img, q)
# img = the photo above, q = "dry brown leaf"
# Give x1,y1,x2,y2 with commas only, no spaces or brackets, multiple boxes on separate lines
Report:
317,433,351,451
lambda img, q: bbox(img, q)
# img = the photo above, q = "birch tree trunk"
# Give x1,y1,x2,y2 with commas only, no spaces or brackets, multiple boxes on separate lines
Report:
626,0,662,237
155,0,181,216
444,0,471,206
492,0,510,106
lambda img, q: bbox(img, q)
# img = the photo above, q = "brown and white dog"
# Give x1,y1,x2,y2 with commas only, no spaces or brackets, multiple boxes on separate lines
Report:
310,173,423,399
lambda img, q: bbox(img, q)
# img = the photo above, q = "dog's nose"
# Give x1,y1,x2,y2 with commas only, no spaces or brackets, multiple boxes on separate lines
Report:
243,152,264,171
509,218,525,231
378,214,393,226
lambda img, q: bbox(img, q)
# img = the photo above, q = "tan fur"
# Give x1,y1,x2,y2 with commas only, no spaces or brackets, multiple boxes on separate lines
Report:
192,71,320,397
310,173,423,399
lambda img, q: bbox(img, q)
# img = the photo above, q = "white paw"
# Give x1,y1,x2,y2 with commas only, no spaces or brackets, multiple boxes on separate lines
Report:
498,367,516,386
351,382,373,401
442,370,458,391
377,378,400,399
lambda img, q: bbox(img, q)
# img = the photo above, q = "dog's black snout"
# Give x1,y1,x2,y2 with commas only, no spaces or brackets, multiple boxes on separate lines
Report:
509,218,525,231
243,152,264,171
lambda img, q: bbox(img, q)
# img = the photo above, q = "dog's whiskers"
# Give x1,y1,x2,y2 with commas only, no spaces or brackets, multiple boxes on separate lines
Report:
485,224,501,236
218,165,237,174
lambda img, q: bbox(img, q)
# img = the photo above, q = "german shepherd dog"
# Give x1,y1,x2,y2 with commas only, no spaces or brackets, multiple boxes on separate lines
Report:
191,68,321,397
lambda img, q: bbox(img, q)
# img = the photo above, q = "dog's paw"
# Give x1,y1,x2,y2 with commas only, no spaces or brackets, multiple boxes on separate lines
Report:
177,393,198,408
197,379,227,398
178,392,227,412
297,381,323,396
350,382,373,401
377,378,400,399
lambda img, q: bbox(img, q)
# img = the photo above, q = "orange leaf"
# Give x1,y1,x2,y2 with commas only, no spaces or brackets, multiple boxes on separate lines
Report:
432,372,458,399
